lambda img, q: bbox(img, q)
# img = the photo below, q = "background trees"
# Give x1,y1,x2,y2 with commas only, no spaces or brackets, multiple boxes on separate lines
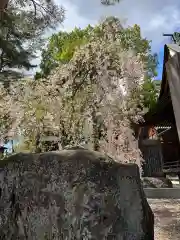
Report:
0,0,121,84
0,0,159,171
36,17,158,110
0,17,157,172
35,26,93,79
0,0,64,86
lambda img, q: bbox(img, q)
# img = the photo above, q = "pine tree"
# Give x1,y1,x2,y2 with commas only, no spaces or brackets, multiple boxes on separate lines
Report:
0,0,65,85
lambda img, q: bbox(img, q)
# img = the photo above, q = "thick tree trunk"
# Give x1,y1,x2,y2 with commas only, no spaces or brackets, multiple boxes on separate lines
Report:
35,133,41,153
0,0,8,10
0,0,8,19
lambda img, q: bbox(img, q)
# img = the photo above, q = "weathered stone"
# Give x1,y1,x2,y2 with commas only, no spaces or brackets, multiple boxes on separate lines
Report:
142,177,173,188
0,149,154,239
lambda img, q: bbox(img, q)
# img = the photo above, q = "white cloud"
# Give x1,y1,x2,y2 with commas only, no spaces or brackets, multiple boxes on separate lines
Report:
56,0,180,51
55,1,96,31
148,15,166,30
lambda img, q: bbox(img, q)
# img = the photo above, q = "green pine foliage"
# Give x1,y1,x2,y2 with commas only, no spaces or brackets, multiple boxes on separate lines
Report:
0,0,65,83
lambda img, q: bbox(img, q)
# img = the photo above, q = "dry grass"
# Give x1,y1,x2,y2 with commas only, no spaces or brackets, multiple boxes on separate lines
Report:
148,199,180,240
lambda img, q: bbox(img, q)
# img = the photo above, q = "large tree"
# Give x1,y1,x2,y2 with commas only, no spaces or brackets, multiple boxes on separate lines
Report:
36,17,158,110
1,18,146,173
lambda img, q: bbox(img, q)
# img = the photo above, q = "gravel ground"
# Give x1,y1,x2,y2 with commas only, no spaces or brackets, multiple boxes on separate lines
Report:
148,199,180,240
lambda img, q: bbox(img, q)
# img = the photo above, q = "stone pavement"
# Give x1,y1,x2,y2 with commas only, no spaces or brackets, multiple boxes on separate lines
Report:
148,199,180,240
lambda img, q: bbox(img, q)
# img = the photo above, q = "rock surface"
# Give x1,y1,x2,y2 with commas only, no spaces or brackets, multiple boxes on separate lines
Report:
142,177,173,188
0,149,154,239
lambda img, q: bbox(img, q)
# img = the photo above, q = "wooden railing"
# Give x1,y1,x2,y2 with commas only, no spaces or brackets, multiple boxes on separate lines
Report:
163,160,180,173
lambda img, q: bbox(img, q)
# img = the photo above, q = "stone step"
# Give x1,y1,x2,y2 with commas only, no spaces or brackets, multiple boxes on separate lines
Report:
144,188,180,199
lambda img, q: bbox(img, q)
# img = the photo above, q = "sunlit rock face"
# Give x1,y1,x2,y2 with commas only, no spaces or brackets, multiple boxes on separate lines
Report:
0,148,154,239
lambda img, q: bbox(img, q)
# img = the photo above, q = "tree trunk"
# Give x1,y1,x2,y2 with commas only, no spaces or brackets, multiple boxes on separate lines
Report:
0,0,8,19
0,0,8,10
35,133,41,153
92,106,100,151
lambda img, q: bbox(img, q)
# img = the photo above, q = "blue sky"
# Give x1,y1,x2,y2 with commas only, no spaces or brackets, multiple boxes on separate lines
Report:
4,141,13,153
156,47,164,80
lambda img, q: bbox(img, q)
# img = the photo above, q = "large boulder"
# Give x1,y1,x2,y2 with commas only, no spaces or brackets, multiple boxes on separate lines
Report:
0,149,154,239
